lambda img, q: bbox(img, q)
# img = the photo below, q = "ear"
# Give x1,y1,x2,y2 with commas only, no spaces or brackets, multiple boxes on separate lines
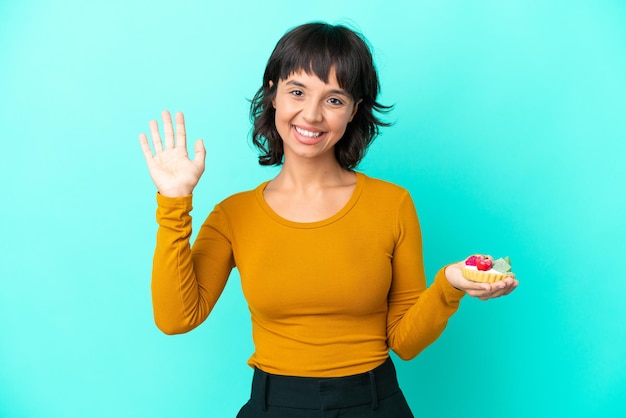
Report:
349,99,362,122
269,80,276,108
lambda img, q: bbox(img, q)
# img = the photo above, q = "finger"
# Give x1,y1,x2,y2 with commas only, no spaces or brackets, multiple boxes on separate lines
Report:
475,289,505,300
502,279,519,296
465,280,506,298
175,112,187,149
138,133,154,161
463,279,492,293
468,289,493,298
494,278,516,296
162,110,175,149
149,119,163,154
465,290,487,298
476,279,517,300
485,289,507,299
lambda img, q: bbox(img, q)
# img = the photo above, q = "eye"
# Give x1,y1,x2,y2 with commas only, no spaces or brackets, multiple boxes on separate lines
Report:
328,97,344,106
290,90,304,97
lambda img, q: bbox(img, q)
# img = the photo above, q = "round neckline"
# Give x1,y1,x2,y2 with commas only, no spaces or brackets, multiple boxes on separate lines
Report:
255,171,365,229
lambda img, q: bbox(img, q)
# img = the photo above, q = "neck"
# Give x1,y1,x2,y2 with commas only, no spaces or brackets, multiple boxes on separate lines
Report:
272,156,354,191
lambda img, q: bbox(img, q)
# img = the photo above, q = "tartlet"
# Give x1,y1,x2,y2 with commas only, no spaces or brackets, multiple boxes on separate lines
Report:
461,255,515,283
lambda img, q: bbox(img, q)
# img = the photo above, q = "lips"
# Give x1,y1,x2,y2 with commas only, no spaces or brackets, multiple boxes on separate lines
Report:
294,125,323,138
293,125,326,145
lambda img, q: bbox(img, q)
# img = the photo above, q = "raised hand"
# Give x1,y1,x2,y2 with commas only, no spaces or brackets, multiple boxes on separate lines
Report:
139,111,206,197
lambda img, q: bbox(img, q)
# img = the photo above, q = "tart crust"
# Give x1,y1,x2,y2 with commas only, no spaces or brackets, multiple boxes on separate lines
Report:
462,266,515,283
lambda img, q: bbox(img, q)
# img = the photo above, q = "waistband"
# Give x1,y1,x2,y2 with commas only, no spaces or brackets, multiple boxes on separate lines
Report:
250,357,400,411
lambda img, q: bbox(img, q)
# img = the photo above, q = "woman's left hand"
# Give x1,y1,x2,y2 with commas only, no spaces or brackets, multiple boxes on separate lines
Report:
445,262,518,301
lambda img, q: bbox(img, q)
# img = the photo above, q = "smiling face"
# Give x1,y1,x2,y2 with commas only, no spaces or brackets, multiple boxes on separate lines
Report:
271,68,360,165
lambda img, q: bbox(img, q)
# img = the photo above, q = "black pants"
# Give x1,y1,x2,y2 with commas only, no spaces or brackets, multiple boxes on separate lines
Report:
236,357,414,417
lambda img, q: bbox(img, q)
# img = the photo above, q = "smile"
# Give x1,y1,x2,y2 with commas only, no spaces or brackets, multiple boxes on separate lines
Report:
294,126,324,138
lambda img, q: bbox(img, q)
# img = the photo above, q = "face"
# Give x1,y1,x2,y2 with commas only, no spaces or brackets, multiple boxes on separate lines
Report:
271,68,360,164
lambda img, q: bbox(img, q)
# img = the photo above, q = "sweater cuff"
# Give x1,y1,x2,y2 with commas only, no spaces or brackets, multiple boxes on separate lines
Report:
156,192,193,210
434,265,466,304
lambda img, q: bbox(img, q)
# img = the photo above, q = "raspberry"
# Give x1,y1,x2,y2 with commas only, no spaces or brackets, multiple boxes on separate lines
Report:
465,255,478,266
475,255,493,271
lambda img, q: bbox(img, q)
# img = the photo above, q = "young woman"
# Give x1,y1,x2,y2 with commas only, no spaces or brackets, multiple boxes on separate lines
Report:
139,22,517,418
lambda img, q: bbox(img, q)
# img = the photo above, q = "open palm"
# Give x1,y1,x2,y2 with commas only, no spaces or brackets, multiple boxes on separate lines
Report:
139,111,206,197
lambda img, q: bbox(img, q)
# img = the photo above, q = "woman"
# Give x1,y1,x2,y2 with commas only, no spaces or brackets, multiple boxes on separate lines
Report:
139,22,517,417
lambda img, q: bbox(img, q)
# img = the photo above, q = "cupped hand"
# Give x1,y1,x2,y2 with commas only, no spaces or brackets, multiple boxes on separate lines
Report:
139,111,206,197
445,262,518,301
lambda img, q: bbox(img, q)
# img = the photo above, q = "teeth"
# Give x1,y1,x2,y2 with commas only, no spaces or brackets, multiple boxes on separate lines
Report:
295,126,322,138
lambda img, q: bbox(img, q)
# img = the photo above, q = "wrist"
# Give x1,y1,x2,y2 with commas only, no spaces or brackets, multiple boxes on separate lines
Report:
445,263,464,291
158,187,193,198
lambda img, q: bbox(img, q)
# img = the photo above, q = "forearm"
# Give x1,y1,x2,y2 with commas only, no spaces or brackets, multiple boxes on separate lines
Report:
387,267,465,360
151,194,210,334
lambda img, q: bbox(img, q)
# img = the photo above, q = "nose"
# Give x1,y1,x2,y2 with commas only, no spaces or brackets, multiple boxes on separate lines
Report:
302,99,323,122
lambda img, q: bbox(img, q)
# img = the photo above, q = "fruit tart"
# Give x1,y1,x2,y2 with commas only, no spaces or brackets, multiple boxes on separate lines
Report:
462,254,515,283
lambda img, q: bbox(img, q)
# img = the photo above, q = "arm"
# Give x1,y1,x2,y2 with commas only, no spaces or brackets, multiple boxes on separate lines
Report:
151,196,234,334
140,111,231,334
385,192,519,359
386,192,465,360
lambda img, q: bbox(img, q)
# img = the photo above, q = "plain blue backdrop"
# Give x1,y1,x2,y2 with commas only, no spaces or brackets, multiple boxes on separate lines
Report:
1,0,625,417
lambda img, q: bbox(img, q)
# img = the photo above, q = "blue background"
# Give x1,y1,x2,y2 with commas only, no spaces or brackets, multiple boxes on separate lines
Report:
1,0,625,417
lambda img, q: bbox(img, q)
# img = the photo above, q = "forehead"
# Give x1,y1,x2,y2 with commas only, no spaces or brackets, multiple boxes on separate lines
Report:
280,68,346,92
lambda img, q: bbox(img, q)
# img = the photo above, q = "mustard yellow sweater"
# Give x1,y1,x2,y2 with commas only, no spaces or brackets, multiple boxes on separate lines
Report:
152,172,465,377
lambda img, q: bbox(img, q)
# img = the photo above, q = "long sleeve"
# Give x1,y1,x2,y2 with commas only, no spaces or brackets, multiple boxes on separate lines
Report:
151,194,234,335
386,192,466,360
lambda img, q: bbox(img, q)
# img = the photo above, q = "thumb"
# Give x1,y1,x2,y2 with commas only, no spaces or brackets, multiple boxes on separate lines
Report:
193,139,206,169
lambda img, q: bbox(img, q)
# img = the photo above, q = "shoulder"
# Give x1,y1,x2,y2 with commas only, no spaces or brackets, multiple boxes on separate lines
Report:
214,181,268,213
357,173,419,221
204,182,267,230
219,183,266,207
355,173,420,233
359,172,411,201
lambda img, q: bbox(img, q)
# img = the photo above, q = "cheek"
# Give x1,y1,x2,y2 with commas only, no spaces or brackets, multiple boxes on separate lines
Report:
273,107,293,136
274,100,298,123
274,107,288,125
330,114,352,133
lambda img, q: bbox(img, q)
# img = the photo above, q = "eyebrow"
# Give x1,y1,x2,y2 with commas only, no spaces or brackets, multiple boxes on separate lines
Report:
285,80,351,98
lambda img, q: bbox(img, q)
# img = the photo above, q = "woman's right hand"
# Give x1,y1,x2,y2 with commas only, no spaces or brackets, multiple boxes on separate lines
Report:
139,111,206,197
